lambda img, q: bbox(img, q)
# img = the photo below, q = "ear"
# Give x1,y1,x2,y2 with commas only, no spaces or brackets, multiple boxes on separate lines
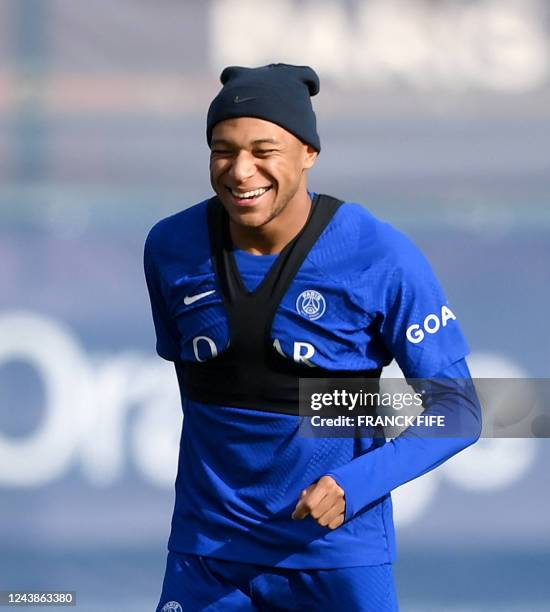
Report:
303,144,318,170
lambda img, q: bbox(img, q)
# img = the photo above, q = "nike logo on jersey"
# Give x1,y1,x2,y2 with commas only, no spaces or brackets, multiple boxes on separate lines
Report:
183,290,216,306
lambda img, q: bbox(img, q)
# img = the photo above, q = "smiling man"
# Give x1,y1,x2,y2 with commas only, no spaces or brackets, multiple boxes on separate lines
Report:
209,116,316,254
145,64,482,612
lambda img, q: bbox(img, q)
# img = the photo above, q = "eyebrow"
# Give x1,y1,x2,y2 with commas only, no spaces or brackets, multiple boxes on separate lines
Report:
210,138,280,147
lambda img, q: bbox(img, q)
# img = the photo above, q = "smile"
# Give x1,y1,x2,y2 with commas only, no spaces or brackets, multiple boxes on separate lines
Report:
226,185,273,204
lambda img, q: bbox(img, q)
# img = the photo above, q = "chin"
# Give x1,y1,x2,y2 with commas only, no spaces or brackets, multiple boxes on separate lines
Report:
228,209,271,229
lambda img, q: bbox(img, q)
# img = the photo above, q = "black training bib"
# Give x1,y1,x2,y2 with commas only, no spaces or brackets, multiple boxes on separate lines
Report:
184,194,381,414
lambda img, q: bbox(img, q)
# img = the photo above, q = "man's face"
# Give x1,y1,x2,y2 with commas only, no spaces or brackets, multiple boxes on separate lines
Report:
209,117,318,229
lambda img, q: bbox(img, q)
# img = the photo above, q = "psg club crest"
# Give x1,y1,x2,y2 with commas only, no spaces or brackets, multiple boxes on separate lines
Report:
296,289,326,321
161,602,183,612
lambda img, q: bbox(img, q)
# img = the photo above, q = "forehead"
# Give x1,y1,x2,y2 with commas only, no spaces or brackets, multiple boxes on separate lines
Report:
211,117,299,146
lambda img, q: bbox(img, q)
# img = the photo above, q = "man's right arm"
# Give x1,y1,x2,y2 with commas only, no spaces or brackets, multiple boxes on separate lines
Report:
143,227,181,362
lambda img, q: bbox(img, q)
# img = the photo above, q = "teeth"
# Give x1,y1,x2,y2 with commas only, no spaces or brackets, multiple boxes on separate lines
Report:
231,186,270,199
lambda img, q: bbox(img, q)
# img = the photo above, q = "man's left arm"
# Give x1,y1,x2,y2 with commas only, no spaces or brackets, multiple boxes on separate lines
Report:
339,358,479,520
293,358,482,528
293,227,482,528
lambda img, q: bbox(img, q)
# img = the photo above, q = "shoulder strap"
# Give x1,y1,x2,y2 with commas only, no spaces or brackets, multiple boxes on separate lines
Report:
207,193,342,305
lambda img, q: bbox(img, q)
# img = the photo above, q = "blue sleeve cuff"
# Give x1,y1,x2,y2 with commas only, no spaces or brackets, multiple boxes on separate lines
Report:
325,466,362,523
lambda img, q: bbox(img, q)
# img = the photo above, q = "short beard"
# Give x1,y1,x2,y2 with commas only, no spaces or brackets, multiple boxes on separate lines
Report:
247,182,300,230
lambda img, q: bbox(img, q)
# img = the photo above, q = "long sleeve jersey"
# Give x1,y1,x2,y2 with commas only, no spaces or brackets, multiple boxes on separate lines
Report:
144,196,481,567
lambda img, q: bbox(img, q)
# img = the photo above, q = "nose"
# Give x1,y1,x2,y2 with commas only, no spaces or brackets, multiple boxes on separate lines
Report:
228,151,256,183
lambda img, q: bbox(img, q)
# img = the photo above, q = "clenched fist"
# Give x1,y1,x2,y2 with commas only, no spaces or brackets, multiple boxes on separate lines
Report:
291,475,346,530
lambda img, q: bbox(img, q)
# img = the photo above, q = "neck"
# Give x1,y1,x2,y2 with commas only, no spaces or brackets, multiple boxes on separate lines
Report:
229,188,313,255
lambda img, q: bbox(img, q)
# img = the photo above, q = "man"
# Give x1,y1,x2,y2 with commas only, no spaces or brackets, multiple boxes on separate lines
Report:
145,64,482,612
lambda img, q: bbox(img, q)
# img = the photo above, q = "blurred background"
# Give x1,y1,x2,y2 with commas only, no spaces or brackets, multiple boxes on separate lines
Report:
1,0,549,610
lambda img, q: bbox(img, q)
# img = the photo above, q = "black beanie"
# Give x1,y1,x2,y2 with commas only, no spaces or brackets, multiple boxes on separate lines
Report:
206,63,321,152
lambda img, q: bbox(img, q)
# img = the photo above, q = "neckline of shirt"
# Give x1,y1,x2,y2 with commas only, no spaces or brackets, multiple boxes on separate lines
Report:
232,191,317,260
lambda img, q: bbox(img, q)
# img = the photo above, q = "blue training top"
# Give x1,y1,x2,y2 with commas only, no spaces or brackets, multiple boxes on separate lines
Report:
144,197,481,568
